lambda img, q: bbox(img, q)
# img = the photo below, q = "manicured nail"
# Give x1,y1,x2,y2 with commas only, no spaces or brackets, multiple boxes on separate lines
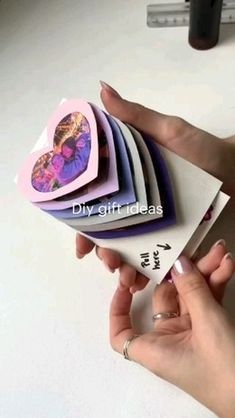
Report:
164,271,173,283
224,252,233,261
104,261,115,273
173,256,193,276
99,80,120,96
212,239,226,249
76,250,85,259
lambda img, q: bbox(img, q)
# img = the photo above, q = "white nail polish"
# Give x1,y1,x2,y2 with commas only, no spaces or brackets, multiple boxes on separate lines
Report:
212,239,226,248
99,80,120,97
224,252,233,260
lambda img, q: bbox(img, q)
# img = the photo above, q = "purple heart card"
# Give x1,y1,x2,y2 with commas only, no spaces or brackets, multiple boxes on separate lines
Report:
58,114,149,229
45,112,137,220
84,132,176,238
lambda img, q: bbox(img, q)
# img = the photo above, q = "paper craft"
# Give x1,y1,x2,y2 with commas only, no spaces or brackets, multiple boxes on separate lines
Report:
17,99,99,202
80,145,224,282
60,118,162,218
184,191,230,257
17,97,230,284
57,115,148,228
81,132,176,236
46,113,137,220
35,103,119,211
127,124,161,208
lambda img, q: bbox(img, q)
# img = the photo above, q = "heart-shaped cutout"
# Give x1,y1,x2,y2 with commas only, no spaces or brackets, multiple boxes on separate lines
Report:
34,103,119,210
17,99,99,202
53,115,146,229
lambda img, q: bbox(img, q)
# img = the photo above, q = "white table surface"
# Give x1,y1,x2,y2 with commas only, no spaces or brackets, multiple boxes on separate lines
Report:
1,1,235,417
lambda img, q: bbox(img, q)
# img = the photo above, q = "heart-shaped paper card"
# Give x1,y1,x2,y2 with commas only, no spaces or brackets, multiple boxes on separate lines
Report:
17,100,99,202
47,118,162,220
60,115,148,229
46,112,138,223
34,103,119,210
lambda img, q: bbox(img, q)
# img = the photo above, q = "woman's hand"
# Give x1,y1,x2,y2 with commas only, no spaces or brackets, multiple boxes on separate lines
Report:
109,242,235,418
76,82,235,264
75,85,235,415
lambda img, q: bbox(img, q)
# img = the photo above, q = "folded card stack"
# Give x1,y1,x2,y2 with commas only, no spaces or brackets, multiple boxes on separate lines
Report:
17,99,230,283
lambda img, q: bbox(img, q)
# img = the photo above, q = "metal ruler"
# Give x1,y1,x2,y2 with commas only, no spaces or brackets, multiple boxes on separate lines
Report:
147,1,235,27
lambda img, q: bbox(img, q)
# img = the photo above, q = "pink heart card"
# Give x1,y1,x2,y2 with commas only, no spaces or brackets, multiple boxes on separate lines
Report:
17,99,99,202
45,112,138,222
34,103,119,210
60,116,148,229
47,118,162,220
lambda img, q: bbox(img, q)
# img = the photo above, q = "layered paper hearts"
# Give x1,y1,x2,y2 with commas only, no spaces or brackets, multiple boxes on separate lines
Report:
17,96,229,284
18,100,99,202
17,98,176,238
35,103,119,210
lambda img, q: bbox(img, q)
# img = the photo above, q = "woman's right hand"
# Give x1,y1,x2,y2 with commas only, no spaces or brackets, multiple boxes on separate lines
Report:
109,244,235,418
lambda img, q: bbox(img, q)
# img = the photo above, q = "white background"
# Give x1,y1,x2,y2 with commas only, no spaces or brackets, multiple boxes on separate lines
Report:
1,1,235,417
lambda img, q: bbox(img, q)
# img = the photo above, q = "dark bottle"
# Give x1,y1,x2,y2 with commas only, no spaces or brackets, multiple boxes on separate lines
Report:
189,0,223,50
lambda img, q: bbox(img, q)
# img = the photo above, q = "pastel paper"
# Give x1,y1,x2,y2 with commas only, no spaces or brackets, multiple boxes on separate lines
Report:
17,99,99,202
35,103,119,210
16,97,229,284
60,115,148,229
126,124,162,209
57,121,162,220
83,133,176,238
46,112,137,221
47,113,137,220
81,146,223,283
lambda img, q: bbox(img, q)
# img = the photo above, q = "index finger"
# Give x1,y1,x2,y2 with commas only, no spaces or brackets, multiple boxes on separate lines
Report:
100,88,191,145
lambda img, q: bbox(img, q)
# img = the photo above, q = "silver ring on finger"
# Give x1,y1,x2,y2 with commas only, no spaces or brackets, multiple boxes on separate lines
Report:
152,312,179,322
123,334,139,360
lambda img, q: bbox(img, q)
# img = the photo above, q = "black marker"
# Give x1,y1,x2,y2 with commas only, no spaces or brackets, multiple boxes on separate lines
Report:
188,0,223,50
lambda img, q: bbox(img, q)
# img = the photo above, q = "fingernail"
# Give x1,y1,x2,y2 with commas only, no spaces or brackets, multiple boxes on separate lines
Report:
99,80,120,97
104,261,115,273
164,271,173,283
173,256,193,276
76,250,85,259
224,252,233,260
212,239,226,249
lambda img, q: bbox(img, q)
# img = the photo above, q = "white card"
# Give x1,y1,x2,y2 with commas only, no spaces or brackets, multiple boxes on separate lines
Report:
81,145,224,283
184,191,230,257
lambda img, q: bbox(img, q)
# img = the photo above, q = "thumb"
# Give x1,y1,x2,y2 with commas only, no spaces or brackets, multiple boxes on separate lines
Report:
171,255,218,322
99,81,184,145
